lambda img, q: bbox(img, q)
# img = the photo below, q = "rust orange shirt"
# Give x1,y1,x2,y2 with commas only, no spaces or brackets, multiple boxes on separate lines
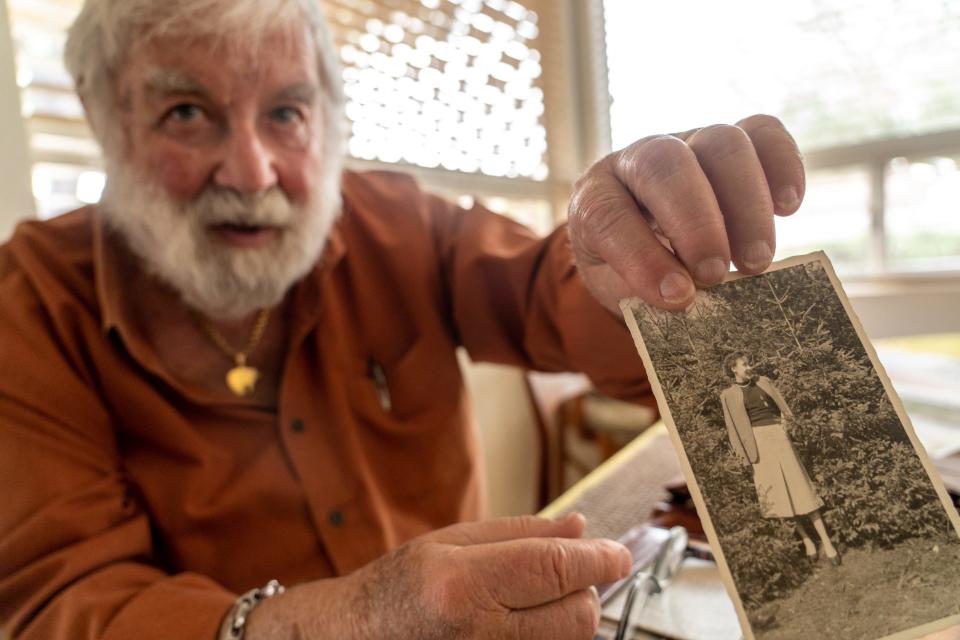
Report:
0,170,653,639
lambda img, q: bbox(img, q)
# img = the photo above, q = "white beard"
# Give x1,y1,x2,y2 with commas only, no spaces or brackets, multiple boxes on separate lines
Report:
99,157,343,321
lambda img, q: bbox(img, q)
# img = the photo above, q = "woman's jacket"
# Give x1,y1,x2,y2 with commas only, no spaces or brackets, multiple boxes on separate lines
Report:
720,376,794,464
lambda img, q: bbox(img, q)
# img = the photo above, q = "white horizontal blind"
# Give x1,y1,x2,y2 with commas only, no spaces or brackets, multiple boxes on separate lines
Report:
6,0,92,217
5,0,551,218
7,0,88,164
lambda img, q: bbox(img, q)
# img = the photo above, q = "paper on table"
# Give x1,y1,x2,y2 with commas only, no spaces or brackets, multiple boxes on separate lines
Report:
875,347,960,411
875,346,960,459
602,558,742,640
539,424,682,541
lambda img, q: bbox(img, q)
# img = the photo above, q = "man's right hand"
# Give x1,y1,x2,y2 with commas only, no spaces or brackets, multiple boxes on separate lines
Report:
245,513,632,639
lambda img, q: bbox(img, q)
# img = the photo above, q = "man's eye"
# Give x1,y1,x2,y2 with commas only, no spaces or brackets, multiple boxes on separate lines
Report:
270,107,303,125
166,104,204,123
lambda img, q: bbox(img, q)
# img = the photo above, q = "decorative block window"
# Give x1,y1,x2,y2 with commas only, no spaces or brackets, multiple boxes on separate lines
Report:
328,0,548,180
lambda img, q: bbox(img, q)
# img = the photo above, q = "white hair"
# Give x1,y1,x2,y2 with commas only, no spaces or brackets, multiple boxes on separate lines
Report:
66,0,348,320
64,0,345,153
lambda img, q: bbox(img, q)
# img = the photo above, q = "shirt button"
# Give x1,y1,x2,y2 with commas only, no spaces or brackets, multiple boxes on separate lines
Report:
290,418,306,433
328,510,344,527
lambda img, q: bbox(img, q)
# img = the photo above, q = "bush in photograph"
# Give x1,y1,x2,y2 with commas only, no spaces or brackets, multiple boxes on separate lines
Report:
815,438,954,550
720,516,811,607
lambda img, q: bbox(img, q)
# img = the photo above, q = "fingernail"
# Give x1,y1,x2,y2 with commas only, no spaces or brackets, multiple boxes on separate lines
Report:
742,241,773,271
776,185,800,212
693,257,728,286
556,512,584,524
659,272,694,304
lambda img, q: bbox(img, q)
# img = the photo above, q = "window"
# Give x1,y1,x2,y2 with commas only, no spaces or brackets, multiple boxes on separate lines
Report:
6,0,92,219
774,167,872,269
886,155,960,272
6,0,582,230
603,0,960,275
330,0,548,180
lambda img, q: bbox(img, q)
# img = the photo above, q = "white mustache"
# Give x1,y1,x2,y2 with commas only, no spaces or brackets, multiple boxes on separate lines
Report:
186,187,295,227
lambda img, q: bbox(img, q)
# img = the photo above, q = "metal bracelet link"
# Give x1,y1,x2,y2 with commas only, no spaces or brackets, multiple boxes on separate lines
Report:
220,579,286,640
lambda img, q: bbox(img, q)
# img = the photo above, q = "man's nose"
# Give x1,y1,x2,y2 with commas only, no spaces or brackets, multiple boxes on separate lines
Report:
214,124,278,194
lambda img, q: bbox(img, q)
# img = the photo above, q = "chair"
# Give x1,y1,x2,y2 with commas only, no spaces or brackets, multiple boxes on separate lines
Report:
525,371,658,506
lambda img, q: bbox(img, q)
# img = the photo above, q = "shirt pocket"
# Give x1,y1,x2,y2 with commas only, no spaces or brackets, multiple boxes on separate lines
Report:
350,336,464,429
348,338,473,497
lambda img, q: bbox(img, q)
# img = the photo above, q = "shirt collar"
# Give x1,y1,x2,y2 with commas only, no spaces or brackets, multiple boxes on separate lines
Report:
92,210,134,337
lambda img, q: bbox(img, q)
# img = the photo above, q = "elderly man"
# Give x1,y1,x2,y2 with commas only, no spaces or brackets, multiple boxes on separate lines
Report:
0,1,805,638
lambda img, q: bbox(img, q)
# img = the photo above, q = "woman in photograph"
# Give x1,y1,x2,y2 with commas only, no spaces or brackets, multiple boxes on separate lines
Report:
719,352,841,566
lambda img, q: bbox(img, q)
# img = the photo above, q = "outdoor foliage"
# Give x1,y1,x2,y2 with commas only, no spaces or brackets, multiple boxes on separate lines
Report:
632,260,956,607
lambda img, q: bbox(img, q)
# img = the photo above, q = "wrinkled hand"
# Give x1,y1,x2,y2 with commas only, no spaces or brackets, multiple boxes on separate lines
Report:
568,115,805,312
245,514,631,640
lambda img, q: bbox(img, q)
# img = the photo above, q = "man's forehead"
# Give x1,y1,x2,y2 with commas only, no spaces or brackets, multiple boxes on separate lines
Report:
144,68,205,94
125,28,319,93
143,67,318,103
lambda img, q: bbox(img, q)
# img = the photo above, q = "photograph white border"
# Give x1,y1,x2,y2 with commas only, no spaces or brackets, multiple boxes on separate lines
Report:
620,251,960,640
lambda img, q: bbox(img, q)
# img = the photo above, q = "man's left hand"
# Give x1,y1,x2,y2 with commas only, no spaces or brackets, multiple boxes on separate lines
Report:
568,114,805,312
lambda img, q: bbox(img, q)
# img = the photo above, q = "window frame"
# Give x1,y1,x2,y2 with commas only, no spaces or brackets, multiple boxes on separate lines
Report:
803,128,960,279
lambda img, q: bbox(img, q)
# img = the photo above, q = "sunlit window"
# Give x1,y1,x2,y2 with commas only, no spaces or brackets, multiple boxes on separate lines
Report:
886,156,960,272
330,0,548,180
30,162,101,218
774,168,873,271
603,0,960,275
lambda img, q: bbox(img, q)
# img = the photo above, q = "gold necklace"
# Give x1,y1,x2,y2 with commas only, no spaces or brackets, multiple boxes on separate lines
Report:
196,308,271,397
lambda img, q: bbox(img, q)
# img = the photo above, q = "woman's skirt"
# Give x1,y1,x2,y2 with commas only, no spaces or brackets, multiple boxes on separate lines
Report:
751,422,823,518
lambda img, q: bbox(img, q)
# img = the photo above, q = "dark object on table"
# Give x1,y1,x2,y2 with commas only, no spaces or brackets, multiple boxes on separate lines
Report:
647,476,706,541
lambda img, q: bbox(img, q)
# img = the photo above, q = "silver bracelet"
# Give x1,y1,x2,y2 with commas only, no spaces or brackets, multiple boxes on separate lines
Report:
219,579,286,640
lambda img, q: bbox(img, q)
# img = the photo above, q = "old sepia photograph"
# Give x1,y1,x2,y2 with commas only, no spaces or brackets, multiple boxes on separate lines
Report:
621,252,960,640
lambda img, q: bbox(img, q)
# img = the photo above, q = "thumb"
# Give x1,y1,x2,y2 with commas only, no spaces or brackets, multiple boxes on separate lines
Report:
427,513,587,546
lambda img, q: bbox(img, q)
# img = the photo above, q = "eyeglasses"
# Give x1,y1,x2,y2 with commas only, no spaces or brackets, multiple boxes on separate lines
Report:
613,526,690,640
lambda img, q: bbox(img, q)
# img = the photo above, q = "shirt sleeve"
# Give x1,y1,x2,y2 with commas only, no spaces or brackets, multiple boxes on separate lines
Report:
428,189,655,405
0,276,234,639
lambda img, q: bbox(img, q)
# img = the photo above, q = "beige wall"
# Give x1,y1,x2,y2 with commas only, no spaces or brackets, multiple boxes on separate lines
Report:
0,0,34,241
458,351,541,518
848,278,960,339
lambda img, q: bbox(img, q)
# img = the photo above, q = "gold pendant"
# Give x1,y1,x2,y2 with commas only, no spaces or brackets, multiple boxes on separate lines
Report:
226,365,260,397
